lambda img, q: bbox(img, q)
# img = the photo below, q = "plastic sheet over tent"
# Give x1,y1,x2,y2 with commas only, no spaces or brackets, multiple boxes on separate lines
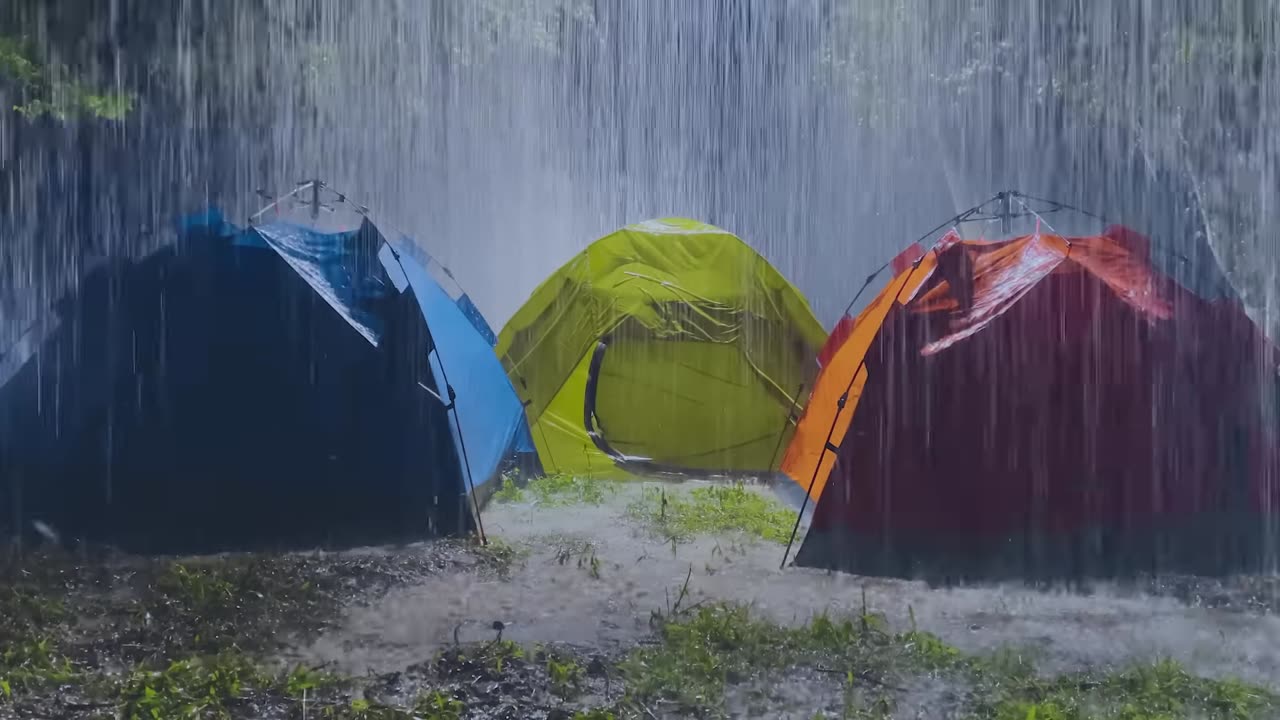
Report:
783,220,1280,582
0,207,523,553
497,218,827,478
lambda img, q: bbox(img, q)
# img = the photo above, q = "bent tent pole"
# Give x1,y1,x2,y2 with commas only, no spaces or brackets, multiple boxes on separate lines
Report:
779,254,932,570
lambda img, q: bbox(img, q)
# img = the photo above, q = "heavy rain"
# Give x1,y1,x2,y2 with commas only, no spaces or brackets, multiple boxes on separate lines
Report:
1,1,1279,718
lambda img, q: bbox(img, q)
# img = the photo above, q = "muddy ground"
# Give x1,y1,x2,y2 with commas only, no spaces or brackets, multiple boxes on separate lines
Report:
4,478,1280,718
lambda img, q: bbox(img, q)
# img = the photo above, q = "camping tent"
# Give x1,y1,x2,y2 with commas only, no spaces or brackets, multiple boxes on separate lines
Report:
782,219,1280,582
0,207,528,553
497,218,827,478
386,237,539,493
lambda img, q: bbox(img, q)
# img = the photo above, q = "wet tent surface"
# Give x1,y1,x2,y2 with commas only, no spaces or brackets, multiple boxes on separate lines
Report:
496,218,826,478
0,221,469,554
392,237,533,499
790,225,1280,583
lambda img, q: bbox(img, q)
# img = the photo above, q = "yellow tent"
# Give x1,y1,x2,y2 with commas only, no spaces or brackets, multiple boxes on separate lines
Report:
496,218,827,478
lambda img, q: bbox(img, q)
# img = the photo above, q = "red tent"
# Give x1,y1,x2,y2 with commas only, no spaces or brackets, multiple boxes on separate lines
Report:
786,223,1280,583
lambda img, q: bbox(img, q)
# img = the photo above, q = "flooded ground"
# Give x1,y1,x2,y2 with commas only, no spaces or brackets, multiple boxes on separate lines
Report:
297,480,1280,683
5,477,1280,718
289,479,1280,716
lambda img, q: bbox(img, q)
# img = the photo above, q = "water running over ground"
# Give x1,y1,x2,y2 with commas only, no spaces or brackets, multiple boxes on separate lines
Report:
293,481,1280,700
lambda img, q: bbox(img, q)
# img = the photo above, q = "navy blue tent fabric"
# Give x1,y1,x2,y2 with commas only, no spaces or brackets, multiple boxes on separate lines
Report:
0,211,472,553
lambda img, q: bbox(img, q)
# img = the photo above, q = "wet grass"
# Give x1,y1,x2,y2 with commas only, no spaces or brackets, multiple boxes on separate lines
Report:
468,535,529,579
616,597,944,717
628,482,795,544
492,472,617,507
0,545,465,719
613,594,1280,719
3,539,1275,719
967,659,1277,720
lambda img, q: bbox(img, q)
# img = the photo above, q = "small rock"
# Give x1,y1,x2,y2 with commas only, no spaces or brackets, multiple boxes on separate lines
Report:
586,656,608,676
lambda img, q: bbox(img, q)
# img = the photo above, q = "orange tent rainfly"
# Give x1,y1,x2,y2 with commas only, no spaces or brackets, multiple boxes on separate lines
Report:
781,192,1280,583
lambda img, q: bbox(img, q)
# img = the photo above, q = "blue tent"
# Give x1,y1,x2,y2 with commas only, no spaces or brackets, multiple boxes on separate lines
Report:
0,207,527,553
384,240,537,457
381,237,537,487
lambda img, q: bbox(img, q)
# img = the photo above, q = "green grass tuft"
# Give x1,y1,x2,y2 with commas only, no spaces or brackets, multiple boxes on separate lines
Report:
0,587,76,700
972,657,1277,720
281,662,347,699
116,652,262,720
493,472,615,507
145,558,327,655
491,473,526,503
619,602,922,716
628,482,795,544
616,599,1279,720
470,536,529,578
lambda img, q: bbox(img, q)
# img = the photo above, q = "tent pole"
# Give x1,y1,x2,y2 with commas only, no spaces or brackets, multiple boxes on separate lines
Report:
382,241,489,545
524,386,560,474
838,192,1002,318
248,180,316,225
309,179,322,221
444,383,488,545
767,382,805,473
780,259,929,570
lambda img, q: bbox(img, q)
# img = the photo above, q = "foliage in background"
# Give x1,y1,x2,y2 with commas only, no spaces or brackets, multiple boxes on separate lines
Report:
0,35,133,120
818,1,1279,337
